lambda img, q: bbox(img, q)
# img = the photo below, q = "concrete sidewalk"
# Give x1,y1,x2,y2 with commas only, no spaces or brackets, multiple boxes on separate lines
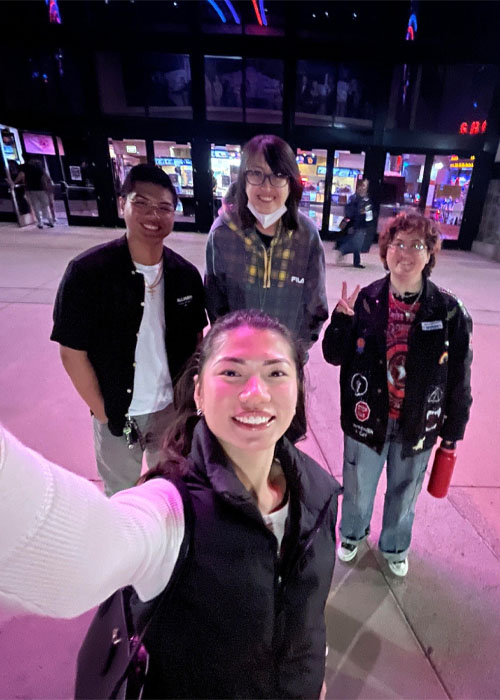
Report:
0,221,499,699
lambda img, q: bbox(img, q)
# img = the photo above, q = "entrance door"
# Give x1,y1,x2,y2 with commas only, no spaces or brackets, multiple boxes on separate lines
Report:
211,143,241,216
380,153,426,232
426,154,474,241
108,138,147,219
154,141,194,224
328,150,366,234
296,147,328,231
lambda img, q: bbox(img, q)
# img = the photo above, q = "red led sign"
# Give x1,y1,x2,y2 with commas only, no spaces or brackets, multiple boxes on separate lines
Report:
459,120,487,135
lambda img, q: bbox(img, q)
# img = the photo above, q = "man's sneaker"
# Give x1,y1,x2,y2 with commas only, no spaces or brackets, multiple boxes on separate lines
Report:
337,541,358,562
388,558,408,577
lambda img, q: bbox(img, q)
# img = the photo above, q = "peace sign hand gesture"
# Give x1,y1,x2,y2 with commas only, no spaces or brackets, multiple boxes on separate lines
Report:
335,281,360,316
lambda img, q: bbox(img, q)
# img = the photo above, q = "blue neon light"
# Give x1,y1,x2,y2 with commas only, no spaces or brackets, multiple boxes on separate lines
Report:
206,0,226,23
224,0,240,24
408,13,417,31
259,0,267,26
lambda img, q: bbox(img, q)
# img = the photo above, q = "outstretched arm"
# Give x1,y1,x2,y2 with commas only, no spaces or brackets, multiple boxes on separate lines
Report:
0,426,184,618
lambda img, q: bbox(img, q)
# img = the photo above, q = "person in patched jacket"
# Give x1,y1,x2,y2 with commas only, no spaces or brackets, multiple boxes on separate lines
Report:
323,212,472,578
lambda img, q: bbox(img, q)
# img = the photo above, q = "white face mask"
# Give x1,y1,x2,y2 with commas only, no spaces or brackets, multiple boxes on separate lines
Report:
247,202,287,229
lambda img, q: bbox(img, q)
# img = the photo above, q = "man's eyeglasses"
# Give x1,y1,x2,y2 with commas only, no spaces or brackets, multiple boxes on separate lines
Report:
130,197,176,216
388,241,427,253
244,170,289,188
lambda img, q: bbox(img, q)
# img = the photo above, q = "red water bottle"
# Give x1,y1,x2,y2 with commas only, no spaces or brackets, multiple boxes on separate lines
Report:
427,446,457,498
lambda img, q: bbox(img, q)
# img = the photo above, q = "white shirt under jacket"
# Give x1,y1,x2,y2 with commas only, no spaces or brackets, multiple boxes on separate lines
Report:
0,426,288,619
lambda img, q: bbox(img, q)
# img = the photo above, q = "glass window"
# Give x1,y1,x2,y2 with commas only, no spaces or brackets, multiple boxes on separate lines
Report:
60,138,99,219
329,151,366,231
211,144,241,216
425,154,475,241
296,60,336,127
389,64,495,134
108,139,147,217
379,153,425,231
205,56,243,121
296,148,327,230
245,58,283,124
154,141,194,223
335,63,375,129
121,53,192,119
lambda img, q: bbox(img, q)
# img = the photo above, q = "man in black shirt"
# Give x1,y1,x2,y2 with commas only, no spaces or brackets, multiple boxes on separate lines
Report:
51,164,207,494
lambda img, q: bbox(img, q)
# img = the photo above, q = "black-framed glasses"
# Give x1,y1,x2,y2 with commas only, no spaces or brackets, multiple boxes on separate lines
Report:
388,241,427,253
244,170,289,188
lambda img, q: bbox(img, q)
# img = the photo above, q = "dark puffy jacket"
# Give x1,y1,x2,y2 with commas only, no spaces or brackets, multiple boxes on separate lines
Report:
323,275,472,457
141,420,340,699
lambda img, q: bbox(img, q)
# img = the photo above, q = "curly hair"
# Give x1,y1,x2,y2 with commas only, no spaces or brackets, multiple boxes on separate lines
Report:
379,212,442,278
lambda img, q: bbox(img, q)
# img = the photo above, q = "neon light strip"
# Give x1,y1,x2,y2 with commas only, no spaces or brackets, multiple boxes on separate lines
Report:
406,26,414,40
251,0,263,26
207,0,226,23
259,0,267,26
224,0,240,24
409,13,417,31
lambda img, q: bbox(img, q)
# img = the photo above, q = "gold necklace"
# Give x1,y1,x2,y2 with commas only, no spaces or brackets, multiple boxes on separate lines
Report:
144,261,164,295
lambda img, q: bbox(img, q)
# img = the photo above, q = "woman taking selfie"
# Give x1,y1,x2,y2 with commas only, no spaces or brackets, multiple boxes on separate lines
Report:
0,310,339,699
205,134,328,351
323,213,472,577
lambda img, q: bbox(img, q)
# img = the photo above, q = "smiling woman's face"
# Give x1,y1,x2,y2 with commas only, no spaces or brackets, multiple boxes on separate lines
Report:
245,156,290,215
194,326,298,457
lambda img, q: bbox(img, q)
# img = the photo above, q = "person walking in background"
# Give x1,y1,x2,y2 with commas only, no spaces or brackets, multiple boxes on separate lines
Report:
205,134,328,353
0,311,339,699
51,164,207,495
323,213,472,577
15,158,55,229
336,178,373,268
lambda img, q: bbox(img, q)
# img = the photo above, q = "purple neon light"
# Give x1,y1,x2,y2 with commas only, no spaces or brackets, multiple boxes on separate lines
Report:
259,0,267,26
45,0,62,24
206,0,226,23
224,0,240,24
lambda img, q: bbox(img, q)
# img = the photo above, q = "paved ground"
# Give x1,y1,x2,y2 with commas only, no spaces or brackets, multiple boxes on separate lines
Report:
0,221,499,699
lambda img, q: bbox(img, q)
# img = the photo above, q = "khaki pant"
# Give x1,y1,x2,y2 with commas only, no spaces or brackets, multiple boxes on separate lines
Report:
93,403,175,496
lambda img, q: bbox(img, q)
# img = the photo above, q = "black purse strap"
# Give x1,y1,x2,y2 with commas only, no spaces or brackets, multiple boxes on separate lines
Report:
110,477,193,698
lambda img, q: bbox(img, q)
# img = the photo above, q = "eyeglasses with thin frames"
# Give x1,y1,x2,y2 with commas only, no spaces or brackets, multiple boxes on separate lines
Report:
129,196,176,217
388,241,427,253
244,170,289,188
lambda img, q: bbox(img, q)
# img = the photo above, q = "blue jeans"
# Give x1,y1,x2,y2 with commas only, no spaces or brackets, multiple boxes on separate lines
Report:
338,228,365,266
340,419,431,562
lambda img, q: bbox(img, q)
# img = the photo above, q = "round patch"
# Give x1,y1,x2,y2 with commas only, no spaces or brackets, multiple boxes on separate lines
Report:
355,401,370,422
351,373,368,397
356,337,366,354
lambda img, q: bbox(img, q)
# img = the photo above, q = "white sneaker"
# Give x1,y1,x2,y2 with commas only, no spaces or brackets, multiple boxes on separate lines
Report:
337,541,358,562
388,558,408,577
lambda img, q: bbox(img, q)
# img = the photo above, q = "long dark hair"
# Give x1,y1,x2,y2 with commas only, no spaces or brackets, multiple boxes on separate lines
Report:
155,310,307,476
235,134,304,232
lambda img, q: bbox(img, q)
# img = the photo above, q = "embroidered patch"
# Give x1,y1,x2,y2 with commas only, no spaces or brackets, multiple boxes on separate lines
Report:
427,386,444,403
290,276,304,284
356,337,366,354
413,437,425,451
425,407,442,432
176,294,193,306
422,320,443,331
439,351,448,365
351,373,368,397
354,401,370,422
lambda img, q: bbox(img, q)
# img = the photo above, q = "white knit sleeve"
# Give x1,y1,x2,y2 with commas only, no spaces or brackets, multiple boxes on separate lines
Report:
0,425,184,618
